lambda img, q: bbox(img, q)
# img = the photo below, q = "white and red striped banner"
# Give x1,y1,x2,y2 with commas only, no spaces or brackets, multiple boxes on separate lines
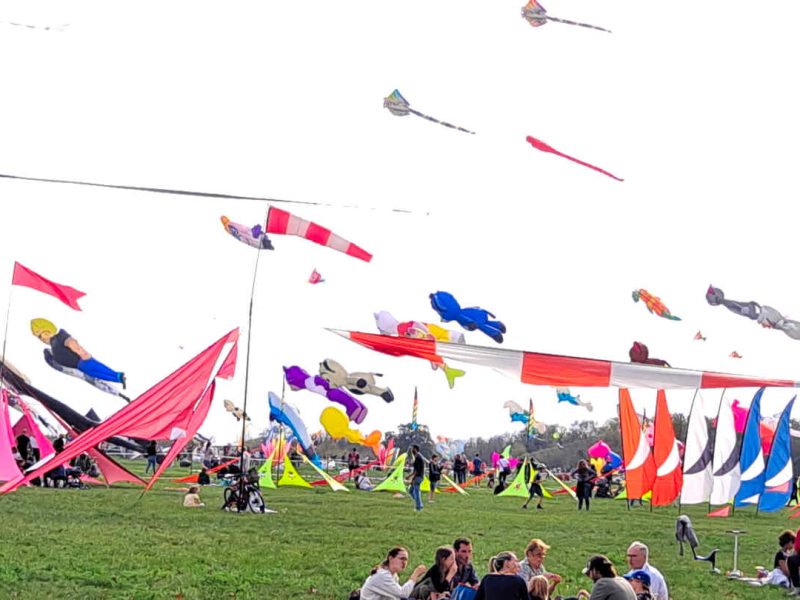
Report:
331,330,800,389
266,207,372,262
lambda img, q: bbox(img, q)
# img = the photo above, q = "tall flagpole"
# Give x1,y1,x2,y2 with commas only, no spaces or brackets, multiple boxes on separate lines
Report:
677,388,699,515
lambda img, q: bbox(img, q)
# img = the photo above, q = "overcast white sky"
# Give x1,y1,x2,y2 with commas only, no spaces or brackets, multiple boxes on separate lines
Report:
2,0,799,446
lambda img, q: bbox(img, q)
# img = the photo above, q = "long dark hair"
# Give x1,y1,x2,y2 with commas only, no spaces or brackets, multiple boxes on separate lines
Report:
433,546,454,572
370,546,407,575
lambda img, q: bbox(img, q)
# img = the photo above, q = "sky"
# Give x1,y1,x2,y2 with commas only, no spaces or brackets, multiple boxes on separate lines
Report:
1,0,800,446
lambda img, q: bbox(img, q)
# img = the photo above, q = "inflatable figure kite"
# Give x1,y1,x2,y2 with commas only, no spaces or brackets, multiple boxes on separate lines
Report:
31,318,128,401
268,391,322,467
220,216,274,250
694,331,707,341
429,291,506,343
384,89,475,135
526,136,623,182
435,436,466,461
319,406,381,453
521,0,612,33
503,400,547,435
308,269,325,284
223,399,250,422
555,387,593,412
373,311,466,388
283,365,368,424
629,341,671,367
632,289,681,321
318,359,394,403
706,285,800,340
729,351,743,359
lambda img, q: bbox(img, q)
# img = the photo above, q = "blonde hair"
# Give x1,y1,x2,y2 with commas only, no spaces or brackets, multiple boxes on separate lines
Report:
525,538,551,557
528,575,549,599
30,318,57,337
489,552,517,573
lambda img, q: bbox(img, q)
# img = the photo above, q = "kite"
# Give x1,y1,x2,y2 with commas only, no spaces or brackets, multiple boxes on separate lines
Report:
434,436,466,461
503,400,547,435
632,289,681,321
268,392,322,467
220,216,274,250
319,406,381,453
223,399,250,421
526,136,623,182
629,341,671,367
706,285,800,340
308,269,325,284
31,319,128,400
555,387,593,411
694,331,707,341
283,365,368,424
729,351,743,359
318,359,394,402
521,0,612,33
373,311,466,388
383,89,475,135
429,291,506,343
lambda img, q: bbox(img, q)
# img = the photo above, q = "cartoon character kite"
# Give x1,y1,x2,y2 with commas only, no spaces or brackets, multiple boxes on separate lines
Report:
31,318,128,401
429,291,506,343
283,365,368,424
555,387,593,411
706,285,800,340
319,406,381,453
632,289,681,321
629,341,671,367
223,399,250,422
373,311,466,388
220,216,274,250
694,331,707,341
503,400,547,435
526,136,623,181
521,0,612,33
729,351,743,359
384,89,475,135
318,359,394,403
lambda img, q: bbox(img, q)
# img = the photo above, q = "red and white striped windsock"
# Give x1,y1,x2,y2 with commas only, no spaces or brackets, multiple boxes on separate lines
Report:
265,207,372,262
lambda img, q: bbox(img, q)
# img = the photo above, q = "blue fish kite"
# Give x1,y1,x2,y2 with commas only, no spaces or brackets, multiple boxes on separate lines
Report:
555,388,593,411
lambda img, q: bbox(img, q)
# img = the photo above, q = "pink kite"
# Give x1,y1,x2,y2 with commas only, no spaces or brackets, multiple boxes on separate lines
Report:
308,269,325,284
526,135,623,182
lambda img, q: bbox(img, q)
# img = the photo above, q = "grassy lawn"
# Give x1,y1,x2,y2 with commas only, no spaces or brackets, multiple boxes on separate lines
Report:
0,461,795,599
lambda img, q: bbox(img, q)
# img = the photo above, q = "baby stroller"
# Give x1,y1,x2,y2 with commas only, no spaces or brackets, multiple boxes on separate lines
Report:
676,515,719,573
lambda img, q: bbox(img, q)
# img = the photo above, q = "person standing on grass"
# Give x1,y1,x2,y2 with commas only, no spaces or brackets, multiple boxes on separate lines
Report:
359,546,427,600
406,445,425,512
522,463,545,510
348,447,361,480
428,454,442,503
572,460,596,511
145,440,158,474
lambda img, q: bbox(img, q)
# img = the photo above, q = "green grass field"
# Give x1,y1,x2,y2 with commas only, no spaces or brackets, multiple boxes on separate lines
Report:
0,461,795,599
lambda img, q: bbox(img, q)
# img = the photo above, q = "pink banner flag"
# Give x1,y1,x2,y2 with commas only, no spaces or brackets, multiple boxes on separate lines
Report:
12,262,86,310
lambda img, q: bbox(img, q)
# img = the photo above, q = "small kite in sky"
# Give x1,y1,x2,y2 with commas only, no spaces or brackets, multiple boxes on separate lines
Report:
694,331,707,341
318,359,394,403
555,387,593,411
526,136,623,181
521,0,612,33
31,318,128,401
223,399,250,422
384,89,475,135
429,291,506,343
632,289,681,321
729,351,743,359
308,269,325,284
706,285,800,340
629,341,671,367
503,400,547,435
221,216,274,250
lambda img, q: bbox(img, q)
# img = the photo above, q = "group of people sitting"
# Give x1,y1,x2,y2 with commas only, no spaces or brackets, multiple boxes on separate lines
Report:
353,537,668,600
756,528,800,592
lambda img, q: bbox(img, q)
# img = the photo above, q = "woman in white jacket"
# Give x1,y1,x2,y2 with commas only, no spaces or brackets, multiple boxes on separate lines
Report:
360,547,428,600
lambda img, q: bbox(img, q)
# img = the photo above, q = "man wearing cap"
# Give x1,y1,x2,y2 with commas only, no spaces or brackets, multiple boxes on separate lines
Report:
577,555,636,600
623,570,652,600
625,542,668,600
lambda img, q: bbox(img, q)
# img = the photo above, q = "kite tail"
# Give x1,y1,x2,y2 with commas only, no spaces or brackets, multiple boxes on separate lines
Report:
545,16,612,34
408,108,476,135
443,365,466,388
665,314,682,321
526,136,623,181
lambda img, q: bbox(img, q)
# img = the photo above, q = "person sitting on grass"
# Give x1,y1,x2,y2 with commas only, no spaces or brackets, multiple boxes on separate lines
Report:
355,472,375,491
528,575,551,600
577,554,635,600
411,546,457,599
475,552,528,600
622,570,652,600
761,529,795,588
197,467,211,486
519,539,562,596
359,546,427,600
183,486,205,508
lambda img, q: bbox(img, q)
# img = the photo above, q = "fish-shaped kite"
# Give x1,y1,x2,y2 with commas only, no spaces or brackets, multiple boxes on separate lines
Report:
526,136,623,181
521,0,612,34
632,289,681,321
384,89,475,135
706,285,800,340
555,387,593,412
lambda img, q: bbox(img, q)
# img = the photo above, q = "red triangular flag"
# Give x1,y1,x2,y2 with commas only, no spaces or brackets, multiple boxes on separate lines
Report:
12,262,85,310
706,505,731,518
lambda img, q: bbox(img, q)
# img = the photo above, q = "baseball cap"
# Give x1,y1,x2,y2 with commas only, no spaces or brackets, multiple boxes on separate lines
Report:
623,570,651,587
582,555,613,575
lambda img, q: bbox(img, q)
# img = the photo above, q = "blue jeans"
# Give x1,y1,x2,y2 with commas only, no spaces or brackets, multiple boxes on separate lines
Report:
78,357,123,383
410,476,423,510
